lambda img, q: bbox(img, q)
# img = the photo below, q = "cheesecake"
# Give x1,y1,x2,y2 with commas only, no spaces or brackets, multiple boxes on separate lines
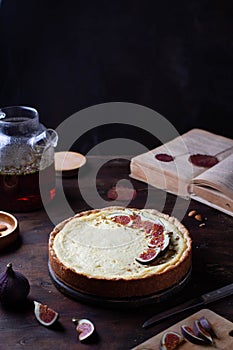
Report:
49,206,192,298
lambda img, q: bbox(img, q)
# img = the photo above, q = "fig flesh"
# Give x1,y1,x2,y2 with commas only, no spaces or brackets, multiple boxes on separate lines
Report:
72,318,95,342
135,247,160,264
112,215,131,225
34,301,59,327
148,231,170,251
193,319,213,344
136,230,170,265
181,325,208,345
159,331,184,350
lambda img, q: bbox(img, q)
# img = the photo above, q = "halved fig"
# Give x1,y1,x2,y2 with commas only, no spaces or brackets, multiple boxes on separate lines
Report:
72,318,95,342
151,223,164,235
34,301,59,327
141,220,156,234
106,209,133,219
148,232,170,253
193,319,213,344
159,331,184,350
181,325,208,345
142,221,164,236
107,211,132,225
131,214,142,228
135,247,160,265
112,215,131,225
199,316,217,338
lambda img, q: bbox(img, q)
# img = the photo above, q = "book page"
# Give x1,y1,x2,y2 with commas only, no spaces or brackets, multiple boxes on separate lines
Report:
191,153,233,199
130,129,233,197
130,150,197,197
181,129,233,159
190,190,233,216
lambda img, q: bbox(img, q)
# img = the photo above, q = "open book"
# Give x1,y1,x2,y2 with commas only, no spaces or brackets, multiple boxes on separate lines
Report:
130,129,233,216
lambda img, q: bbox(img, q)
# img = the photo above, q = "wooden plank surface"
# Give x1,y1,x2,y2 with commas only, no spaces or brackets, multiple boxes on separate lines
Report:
0,157,233,349
132,309,233,350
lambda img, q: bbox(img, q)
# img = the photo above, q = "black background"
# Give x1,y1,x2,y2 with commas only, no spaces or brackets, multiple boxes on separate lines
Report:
1,0,233,153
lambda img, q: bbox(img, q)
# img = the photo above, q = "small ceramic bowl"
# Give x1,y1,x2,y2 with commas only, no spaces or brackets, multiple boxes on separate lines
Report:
0,211,19,250
55,151,87,177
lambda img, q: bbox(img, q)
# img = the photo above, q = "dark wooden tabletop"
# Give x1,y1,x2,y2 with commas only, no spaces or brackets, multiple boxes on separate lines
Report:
1,156,233,350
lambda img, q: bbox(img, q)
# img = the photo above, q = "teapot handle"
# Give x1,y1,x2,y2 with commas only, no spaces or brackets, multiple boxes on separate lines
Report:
30,129,58,149
45,129,58,147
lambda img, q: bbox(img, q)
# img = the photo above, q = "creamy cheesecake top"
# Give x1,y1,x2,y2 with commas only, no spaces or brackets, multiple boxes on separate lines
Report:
52,208,190,279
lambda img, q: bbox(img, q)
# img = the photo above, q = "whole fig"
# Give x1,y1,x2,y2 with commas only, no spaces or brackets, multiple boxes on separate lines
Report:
0,263,30,305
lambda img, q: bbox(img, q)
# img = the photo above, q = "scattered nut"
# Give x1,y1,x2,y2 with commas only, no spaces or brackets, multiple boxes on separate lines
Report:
188,210,197,217
194,214,203,221
0,224,7,231
188,210,207,227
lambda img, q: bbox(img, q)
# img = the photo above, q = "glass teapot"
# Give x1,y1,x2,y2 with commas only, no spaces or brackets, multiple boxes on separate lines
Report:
0,106,58,212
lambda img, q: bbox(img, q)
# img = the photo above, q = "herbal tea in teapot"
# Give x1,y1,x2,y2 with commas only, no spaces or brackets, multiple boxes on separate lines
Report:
0,106,58,212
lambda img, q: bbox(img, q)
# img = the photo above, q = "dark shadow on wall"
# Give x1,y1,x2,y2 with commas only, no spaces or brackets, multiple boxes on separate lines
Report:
1,0,233,153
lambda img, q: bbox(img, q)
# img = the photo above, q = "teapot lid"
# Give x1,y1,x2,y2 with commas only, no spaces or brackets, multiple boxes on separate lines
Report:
0,106,41,136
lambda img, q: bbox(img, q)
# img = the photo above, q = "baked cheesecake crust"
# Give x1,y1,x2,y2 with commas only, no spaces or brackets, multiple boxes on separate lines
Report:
49,207,192,298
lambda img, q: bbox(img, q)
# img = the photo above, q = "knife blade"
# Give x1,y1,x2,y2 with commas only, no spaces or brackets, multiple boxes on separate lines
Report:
142,282,233,328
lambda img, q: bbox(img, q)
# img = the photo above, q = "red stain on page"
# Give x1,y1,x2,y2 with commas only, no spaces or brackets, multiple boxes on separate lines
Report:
155,153,174,162
189,154,219,168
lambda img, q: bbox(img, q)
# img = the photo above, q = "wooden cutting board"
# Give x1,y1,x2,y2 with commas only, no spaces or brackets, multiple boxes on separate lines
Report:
132,309,233,350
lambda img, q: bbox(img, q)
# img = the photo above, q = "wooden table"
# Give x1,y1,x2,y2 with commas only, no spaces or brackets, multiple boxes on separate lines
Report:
1,156,233,349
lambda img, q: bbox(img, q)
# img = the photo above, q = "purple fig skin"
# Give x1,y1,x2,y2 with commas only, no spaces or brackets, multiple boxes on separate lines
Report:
181,325,208,345
199,316,217,338
0,263,30,305
0,270,8,296
193,319,213,344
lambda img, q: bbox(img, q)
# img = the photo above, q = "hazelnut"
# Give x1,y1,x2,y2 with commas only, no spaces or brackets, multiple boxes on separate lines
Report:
194,214,203,221
188,210,197,217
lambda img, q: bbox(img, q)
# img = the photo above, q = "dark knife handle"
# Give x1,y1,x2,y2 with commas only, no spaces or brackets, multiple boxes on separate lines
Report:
142,298,203,328
202,283,233,304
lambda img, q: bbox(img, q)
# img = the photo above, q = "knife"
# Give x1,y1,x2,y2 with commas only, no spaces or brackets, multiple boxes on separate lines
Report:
142,282,233,328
